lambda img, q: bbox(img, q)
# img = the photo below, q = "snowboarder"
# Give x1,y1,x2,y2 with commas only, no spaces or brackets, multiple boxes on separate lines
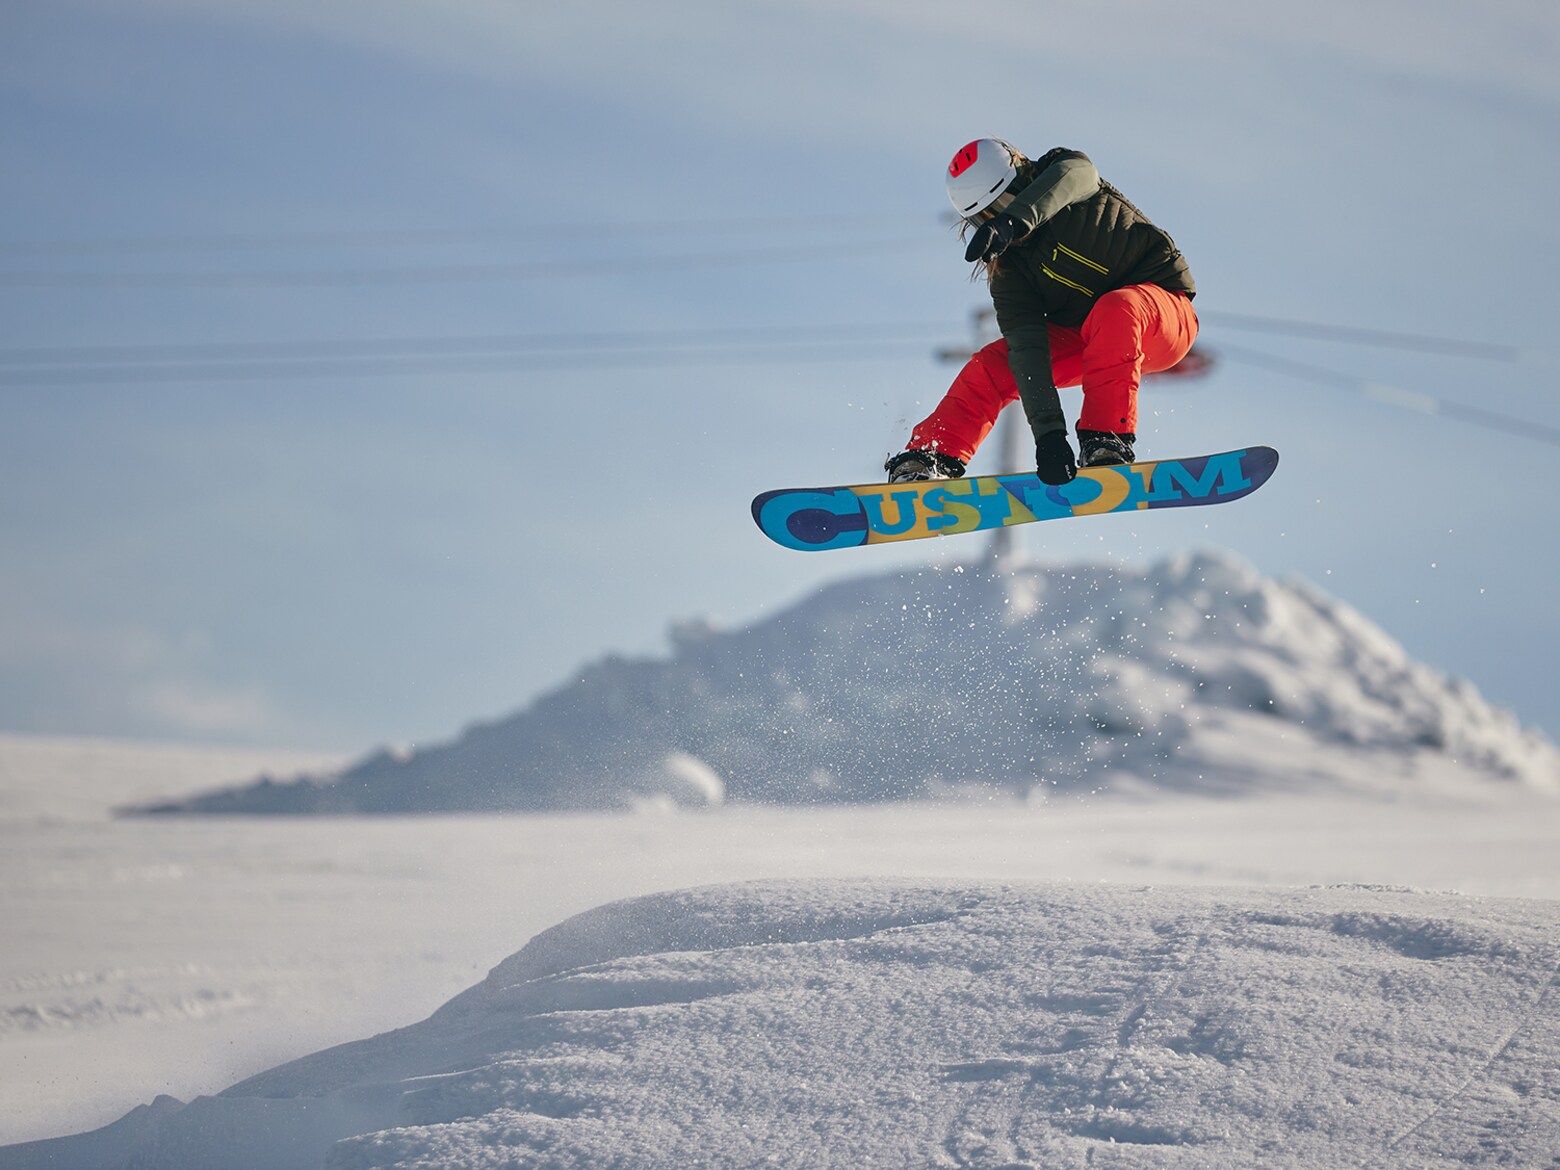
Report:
887,138,1199,486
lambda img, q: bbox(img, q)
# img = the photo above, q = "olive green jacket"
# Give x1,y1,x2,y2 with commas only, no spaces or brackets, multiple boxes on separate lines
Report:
988,148,1195,438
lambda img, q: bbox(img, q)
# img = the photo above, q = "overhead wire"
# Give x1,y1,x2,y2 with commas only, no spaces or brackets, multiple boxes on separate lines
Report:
0,325,947,385
1216,342,1560,448
0,322,949,368
0,236,932,288
7,322,1555,454
0,215,893,257
1196,310,1525,363
0,219,1554,446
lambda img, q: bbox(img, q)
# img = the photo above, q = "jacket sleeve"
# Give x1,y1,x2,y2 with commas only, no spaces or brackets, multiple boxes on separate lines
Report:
990,268,1065,439
1005,150,1100,235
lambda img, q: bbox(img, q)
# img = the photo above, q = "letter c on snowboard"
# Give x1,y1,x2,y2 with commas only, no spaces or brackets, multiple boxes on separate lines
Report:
756,489,868,551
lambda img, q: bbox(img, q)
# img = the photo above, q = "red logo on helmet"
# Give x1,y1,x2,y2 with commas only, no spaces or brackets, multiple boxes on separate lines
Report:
948,140,983,178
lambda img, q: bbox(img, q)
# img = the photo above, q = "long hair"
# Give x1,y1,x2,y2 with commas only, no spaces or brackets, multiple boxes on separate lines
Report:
955,219,997,284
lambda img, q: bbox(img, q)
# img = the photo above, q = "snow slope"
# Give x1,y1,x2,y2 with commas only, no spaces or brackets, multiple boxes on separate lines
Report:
140,552,1560,815
0,733,341,825
6,879,1556,1170
6,777,1558,1149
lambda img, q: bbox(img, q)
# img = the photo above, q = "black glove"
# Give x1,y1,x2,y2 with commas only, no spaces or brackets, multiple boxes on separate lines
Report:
1034,431,1077,485
964,214,1023,264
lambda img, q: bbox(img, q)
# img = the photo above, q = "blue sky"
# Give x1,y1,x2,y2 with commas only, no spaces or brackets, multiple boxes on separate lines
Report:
3,0,1558,751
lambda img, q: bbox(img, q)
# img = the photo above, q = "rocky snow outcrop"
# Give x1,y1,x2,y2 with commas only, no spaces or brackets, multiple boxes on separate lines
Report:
138,551,1559,814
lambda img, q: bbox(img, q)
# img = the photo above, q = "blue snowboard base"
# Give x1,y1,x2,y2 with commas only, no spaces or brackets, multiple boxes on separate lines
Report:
752,446,1279,552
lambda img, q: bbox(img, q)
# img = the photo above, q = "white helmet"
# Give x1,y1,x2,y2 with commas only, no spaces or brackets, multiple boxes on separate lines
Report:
946,138,1022,219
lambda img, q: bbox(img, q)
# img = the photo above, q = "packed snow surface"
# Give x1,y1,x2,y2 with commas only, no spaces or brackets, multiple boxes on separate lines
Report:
7,878,1556,1170
4,732,1559,1157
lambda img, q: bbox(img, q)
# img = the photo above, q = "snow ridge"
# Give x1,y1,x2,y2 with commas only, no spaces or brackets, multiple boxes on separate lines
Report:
6,879,1556,1170
137,551,1559,814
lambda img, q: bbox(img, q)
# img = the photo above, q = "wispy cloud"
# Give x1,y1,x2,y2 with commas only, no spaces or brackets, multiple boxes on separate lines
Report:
135,679,277,737
0,603,285,742
104,0,1559,201
131,0,1560,108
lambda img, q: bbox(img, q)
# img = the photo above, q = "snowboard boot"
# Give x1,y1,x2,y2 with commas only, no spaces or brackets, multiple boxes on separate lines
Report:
1077,429,1136,467
885,450,967,483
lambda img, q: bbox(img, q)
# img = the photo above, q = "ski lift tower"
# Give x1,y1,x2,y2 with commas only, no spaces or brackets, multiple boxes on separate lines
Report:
936,308,1024,568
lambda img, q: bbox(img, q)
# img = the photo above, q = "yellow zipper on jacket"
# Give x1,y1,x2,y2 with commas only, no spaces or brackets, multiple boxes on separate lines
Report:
1054,242,1110,274
1041,265,1094,296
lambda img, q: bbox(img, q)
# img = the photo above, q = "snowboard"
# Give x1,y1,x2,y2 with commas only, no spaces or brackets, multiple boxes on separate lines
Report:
752,446,1278,552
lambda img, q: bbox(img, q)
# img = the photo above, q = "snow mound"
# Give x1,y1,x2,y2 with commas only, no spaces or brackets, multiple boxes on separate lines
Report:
137,551,1560,814
631,750,726,810
7,879,1556,1169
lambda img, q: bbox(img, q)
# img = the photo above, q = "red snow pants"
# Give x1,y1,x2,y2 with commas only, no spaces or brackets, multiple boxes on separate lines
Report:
908,284,1198,463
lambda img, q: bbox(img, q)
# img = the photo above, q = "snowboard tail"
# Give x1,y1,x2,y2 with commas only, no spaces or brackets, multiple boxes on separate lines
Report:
752,446,1278,552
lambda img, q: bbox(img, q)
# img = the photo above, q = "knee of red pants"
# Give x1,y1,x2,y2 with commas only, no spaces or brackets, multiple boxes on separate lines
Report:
907,342,1016,462
1078,286,1199,432
1142,290,1198,372
1078,292,1146,433
1088,285,1197,371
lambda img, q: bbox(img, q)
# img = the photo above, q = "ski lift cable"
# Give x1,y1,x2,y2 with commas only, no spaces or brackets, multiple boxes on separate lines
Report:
1197,310,1525,363
4,330,1556,457
0,322,953,368
1217,342,1560,449
0,216,1539,366
0,237,934,289
946,304,1532,366
0,215,915,257
0,338,940,386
